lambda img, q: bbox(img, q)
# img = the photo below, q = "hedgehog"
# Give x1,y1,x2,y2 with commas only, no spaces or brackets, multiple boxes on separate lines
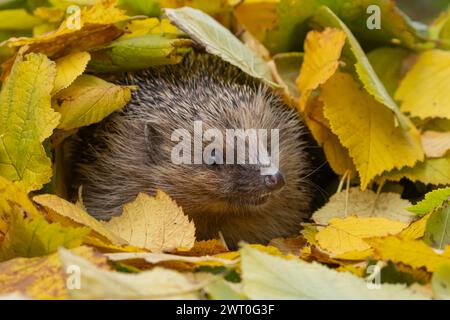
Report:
70,53,313,248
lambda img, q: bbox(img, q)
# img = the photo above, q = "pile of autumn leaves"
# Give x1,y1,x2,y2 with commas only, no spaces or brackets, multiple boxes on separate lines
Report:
0,0,449,299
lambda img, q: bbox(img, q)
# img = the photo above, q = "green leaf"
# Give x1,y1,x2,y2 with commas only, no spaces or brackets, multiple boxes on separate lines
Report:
240,246,429,299
261,0,426,54
0,209,90,261
367,47,410,97
0,53,60,192
205,279,247,300
314,6,410,129
382,155,450,188
54,74,132,130
0,9,42,30
432,263,450,300
165,7,276,87
424,204,450,250
408,187,450,215
88,35,192,73
118,0,161,16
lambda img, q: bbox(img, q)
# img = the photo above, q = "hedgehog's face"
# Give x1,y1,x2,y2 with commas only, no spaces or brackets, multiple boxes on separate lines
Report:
150,90,309,218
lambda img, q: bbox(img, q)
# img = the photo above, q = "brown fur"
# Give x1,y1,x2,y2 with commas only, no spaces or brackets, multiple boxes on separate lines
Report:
70,53,312,248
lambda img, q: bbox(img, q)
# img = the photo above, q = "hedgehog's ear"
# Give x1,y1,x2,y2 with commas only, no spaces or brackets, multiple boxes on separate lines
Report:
144,123,162,163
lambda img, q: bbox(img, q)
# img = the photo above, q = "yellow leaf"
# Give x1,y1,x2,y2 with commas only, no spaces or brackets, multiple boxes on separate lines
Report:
312,187,415,225
0,246,109,299
33,7,65,23
53,51,91,94
0,53,60,192
421,131,450,158
396,50,450,120
0,208,90,261
321,72,424,189
121,18,179,40
316,216,408,256
33,194,127,246
399,213,432,240
302,97,356,175
104,190,196,253
58,247,205,299
54,74,131,130
234,0,279,42
3,0,128,57
334,249,373,261
368,236,450,272
381,154,450,186
0,176,40,234
296,28,346,111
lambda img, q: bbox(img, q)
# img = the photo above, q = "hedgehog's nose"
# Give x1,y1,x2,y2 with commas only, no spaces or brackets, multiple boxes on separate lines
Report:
264,171,285,191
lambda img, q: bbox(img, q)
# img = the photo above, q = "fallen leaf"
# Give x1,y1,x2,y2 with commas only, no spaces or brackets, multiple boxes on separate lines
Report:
399,213,432,240
296,27,345,111
424,204,450,250
165,7,276,86
321,72,423,189
240,245,428,299
53,74,131,130
0,53,60,192
0,246,109,299
33,194,127,246
421,131,450,158
368,236,450,272
58,247,208,299
104,190,196,253
432,263,450,299
316,216,407,256
408,187,450,215
312,187,415,224
396,50,450,120
0,209,90,261
381,154,450,186
53,51,91,94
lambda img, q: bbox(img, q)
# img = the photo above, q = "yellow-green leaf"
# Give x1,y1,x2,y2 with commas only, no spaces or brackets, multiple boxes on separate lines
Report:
382,154,450,186
54,74,131,130
0,246,109,300
0,209,90,261
0,53,60,192
33,194,127,246
53,51,91,94
368,236,450,272
0,9,42,30
321,72,423,189
396,50,450,120
316,216,407,256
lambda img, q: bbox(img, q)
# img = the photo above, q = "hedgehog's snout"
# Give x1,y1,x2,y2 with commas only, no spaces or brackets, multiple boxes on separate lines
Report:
263,171,285,191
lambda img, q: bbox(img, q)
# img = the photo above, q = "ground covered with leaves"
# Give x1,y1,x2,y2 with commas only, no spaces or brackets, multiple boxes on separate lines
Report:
0,0,449,300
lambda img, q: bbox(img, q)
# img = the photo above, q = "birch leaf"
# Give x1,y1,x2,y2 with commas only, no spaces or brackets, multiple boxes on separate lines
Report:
240,246,428,300
165,7,275,86
315,216,407,256
0,53,60,192
368,236,450,272
58,248,204,299
382,155,450,186
0,209,90,261
408,187,450,215
54,74,131,130
53,51,91,94
0,246,108,300
33,194,127,246
421,131,450,158
424,204,450,250
296,27,345,110
312,187,414,224
104,190,196,253
396,50,450,120
321,72,423,189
